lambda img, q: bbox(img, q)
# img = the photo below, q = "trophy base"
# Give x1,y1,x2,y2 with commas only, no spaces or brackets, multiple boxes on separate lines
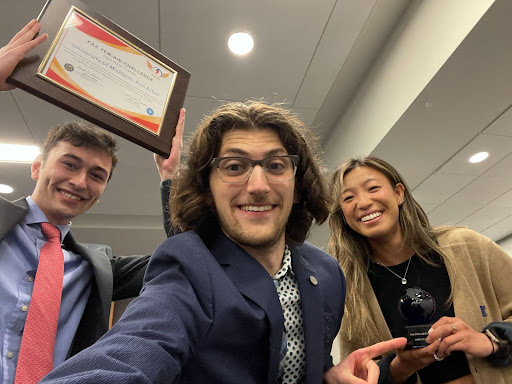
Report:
405,324,431,349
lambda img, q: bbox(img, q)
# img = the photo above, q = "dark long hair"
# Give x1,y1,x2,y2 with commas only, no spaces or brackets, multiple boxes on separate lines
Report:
170,101,329,244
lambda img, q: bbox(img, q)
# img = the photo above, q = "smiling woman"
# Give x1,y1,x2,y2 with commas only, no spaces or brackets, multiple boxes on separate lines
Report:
328,156,512,384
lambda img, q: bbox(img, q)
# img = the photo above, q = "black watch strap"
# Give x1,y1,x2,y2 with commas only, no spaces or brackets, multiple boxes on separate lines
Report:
485,328,510,358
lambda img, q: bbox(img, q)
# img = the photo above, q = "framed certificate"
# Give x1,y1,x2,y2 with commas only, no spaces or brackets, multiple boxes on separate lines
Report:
8,0,190,156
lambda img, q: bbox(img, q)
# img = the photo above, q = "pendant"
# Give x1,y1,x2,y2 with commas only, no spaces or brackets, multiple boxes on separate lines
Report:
401,278,407,285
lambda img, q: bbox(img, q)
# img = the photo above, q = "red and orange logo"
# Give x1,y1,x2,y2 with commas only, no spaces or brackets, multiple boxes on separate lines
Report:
147,60,170,78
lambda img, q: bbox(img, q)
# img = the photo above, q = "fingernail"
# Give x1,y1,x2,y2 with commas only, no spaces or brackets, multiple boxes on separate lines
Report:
428,327,433,334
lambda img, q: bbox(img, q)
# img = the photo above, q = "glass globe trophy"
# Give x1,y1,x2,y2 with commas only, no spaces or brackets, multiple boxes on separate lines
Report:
398,287,436,349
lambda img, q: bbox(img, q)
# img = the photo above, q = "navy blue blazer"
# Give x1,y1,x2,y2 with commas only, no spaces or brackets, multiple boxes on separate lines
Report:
43,231,346,384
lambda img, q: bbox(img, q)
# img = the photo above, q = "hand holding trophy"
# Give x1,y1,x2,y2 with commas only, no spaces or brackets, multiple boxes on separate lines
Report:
399,287,436,349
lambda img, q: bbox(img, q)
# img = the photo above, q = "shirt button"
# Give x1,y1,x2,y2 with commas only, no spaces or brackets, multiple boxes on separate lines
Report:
27,276,34,282
309,276,318,286
7,352,13,359
21,305,28,312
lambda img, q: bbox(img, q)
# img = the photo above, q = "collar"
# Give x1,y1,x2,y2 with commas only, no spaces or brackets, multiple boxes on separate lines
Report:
26,196,72,242
273,244,293,280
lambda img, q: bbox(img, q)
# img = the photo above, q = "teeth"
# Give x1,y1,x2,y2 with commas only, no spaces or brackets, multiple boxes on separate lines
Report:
241,205,272,212
361,212,382,222
60,190,82,201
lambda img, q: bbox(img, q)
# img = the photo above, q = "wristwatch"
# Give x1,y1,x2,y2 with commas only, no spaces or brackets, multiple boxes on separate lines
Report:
485,328,510,358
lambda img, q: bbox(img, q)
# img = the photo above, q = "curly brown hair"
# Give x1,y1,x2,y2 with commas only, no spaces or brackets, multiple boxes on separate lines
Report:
170,101,329,244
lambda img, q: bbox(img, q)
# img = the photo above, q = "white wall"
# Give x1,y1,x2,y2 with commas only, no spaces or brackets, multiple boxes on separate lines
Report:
322,0,495,171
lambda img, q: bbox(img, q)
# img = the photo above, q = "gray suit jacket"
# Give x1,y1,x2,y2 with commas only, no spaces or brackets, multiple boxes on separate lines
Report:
0,196,150,356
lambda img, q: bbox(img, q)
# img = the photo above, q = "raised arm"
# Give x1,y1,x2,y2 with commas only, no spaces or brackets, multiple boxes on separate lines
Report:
0,19,48,91
154,108,186,181
155,108,185,236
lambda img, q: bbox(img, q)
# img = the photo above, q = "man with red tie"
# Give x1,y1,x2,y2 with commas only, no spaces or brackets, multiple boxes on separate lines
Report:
0,20,184,384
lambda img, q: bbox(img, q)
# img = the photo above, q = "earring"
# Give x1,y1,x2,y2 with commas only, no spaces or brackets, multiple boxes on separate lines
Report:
398,199,404,206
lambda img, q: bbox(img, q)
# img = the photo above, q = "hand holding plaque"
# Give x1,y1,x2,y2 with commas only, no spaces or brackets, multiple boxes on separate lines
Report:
399,287,436,349
0,20,48,91
7,0,190,157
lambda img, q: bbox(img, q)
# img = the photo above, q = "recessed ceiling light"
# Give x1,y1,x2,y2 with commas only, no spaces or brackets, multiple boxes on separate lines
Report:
0,184,14,194
0,144,40,163
469,151,489,164
228,32,254,55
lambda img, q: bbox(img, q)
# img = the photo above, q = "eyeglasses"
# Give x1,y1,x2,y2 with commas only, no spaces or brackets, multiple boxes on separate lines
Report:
210,155,299,184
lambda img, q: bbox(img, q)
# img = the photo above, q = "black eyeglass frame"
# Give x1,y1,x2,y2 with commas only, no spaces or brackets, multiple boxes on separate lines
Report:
210,154,300,183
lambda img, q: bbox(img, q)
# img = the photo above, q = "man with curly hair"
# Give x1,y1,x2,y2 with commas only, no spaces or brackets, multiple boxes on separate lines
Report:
42,101,405,384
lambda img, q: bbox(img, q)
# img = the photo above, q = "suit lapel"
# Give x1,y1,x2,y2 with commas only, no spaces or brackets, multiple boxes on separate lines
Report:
291,246,324,384
0,197,28,241
64,232,113,326
210,234,284,382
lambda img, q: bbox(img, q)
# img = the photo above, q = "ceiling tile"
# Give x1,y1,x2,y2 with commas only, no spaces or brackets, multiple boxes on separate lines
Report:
0,93,35,145
0,162,36,200
458,203,512,232
488,188,512,208
181,96,231,139
438,133,512,176
11,90,82,144
428,153,512,225
0,0,47,46
314,0,410,144
293,107,319,131
414,201,439,214
484,104,512,137
294,0,376,109
87,162,162,216
482,214,512,242
159,0,336,101
412,173,475,203
84,0,160,49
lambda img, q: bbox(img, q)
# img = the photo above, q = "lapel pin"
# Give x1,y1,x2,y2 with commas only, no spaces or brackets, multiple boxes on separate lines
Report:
309,276,318,286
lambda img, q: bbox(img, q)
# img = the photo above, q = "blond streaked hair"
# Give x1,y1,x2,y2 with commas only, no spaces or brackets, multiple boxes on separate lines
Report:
328,157,454,346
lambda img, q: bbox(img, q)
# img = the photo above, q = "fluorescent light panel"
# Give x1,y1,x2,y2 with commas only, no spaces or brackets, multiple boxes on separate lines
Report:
0,144,40,163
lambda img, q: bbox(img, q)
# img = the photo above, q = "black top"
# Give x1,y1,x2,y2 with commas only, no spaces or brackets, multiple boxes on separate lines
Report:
368,253,471,384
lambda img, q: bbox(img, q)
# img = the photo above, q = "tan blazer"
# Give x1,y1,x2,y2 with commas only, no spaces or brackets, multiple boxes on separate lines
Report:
339,228,512,384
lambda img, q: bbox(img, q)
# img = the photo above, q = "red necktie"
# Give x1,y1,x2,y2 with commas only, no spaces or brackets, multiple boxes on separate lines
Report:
15,223,64,384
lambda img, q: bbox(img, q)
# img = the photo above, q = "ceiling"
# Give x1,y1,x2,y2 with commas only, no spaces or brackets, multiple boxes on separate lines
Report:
369,0,512,243
1,0,511,257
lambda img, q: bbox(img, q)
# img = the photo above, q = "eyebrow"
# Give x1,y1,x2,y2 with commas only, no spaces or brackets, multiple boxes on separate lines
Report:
341,177,379,194
61,154,109,176
220,148,288,158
